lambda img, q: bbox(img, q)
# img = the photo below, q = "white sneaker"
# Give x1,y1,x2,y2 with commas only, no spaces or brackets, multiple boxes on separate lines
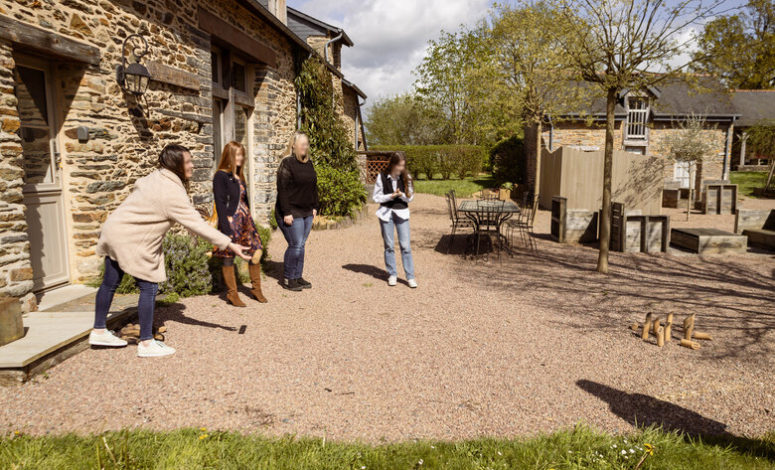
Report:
407,279,418,288
137,340,176,358
89,329,127,347
388,275,397,286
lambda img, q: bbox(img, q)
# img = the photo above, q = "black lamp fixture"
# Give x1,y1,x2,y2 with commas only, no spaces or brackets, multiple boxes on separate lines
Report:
116,34,151,96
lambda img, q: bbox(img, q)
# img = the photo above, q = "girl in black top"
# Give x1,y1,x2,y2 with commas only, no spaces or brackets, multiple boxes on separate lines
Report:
213,141,267,306
275,132,319,291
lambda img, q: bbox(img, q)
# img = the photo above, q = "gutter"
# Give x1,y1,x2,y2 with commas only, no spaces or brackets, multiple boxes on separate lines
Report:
324,32,344,65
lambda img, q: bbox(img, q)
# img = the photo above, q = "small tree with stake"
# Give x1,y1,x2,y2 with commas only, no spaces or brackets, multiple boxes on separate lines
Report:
548,0,731,273
660,115,717,220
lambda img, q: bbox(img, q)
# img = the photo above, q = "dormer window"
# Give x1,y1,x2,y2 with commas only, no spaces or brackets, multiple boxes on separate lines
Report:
625,97,649,141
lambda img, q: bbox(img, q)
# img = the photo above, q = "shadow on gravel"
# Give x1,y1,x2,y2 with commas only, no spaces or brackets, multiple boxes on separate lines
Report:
578,379,775,462
262,260,284,281
460,240,775,360
341,263,410,286
157,303,237,332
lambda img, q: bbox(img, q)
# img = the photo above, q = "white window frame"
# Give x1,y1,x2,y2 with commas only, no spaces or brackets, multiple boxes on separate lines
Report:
625,96,649,142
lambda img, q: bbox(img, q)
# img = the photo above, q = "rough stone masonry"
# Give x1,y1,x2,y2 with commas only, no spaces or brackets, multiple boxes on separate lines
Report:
0,0,363,310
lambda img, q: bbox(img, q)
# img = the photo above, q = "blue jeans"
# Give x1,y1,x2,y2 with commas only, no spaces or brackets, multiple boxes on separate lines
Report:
94,257,158,341
379,213,415,279
277,215,313,279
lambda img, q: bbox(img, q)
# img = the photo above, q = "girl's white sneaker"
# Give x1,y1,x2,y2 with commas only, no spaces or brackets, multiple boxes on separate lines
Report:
388,275,397,286
89,330,127,347
407,279,418,288
137,340,176,358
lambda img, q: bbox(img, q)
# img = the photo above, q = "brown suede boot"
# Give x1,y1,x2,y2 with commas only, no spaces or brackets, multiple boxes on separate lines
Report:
222,266,246,307
248,263,268,303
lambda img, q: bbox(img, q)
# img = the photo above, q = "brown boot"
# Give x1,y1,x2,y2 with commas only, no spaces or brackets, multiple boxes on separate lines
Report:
248,263,268,303
222,266,246,307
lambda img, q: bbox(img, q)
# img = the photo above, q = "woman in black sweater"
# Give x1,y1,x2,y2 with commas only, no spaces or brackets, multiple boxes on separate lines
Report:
213,141,266,306
275,132,319,292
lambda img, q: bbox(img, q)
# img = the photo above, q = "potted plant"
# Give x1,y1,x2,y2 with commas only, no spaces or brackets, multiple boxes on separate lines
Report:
498,182,514,201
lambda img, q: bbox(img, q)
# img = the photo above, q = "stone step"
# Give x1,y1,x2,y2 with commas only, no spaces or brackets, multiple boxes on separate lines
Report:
0,293,137,385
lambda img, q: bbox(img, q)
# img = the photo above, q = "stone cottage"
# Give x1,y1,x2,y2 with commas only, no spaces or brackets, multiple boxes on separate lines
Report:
540,77,738,194
0,0,366,311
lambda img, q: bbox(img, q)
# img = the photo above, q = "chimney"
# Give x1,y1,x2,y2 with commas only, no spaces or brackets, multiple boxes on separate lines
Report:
267,0,287,25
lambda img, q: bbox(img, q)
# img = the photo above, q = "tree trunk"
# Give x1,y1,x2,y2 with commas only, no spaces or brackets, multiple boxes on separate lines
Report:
534,119,543,206
597,87,617,274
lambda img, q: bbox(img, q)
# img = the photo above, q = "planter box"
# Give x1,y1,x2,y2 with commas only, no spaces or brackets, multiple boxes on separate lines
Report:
671,228,747,255
703,183,737,215
611,203,670,253
551,196,598,244
0,297,24,347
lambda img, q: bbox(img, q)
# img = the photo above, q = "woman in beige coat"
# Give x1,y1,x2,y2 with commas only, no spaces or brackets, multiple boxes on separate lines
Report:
90,144,251,358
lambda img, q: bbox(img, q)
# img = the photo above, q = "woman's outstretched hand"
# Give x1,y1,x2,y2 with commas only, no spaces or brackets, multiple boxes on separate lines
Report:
229,243,253,261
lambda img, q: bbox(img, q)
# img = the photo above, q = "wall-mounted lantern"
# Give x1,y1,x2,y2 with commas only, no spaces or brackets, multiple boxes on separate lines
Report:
116,34,151,96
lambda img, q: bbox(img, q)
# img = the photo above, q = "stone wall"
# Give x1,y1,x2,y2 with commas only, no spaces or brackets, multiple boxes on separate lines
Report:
0,39,35,311
0,0,359,303
342,85,365,150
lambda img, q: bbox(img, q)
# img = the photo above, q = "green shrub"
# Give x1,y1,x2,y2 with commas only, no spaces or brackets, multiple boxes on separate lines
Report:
489,136,525,185
158,234,215,297
90,228,272,298
296,57,366,216
269,208,278,230
316,165,367,216
371,145,486,180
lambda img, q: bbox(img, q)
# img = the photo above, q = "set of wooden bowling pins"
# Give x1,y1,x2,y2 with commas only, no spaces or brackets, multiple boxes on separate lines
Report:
632,313,711,349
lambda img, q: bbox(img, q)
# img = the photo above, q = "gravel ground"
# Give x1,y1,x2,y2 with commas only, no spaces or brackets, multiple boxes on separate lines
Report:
1,194,774,442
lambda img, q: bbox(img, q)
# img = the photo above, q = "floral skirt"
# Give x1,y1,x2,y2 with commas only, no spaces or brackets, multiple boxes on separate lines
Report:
213,202,263,258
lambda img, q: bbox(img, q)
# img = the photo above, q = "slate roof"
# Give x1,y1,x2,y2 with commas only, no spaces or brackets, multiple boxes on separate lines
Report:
559,76,739,122
287,7,354,47
732,90,775,127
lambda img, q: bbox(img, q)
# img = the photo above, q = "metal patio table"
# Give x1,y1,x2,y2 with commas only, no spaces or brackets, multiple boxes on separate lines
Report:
458,199,520,256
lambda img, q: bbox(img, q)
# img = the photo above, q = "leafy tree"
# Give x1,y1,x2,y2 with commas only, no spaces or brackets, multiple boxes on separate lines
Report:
365,93,444,145
415,28,497,145
486,1,584,200
693,0,775,89
550,0,727,273
660,116,717,220
747,120,775,158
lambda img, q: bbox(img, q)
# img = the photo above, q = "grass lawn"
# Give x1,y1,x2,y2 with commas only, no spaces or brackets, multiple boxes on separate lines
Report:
730,171,769,198
2,426,773,469
413,174,495,197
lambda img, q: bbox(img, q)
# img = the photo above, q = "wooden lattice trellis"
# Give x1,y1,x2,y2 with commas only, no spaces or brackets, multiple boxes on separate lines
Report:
366,158,390,183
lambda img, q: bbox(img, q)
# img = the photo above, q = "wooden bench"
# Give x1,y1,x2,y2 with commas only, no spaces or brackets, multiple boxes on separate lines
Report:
735,209,775,251
671,228,747,255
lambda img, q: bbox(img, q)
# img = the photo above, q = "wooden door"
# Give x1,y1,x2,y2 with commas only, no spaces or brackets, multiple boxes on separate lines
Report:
13,56,69,291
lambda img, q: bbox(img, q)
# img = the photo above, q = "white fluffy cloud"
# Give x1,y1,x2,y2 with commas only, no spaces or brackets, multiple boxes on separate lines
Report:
288,0,491,110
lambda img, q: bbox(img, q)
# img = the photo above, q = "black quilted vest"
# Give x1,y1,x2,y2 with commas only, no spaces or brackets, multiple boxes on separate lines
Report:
380,172,408,210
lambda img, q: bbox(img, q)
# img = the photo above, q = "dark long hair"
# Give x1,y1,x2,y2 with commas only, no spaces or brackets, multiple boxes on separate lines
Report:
385,152,411,193
158,144,189,184
216,141,246,180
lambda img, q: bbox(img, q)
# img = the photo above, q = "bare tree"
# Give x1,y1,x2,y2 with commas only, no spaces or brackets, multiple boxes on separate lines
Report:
549,0,733,273
660,115,717,220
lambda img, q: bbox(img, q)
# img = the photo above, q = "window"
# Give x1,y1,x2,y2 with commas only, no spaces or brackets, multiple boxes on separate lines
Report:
674,161,694,188
232,61,246,92
210,46,253,166
625,97,648,141
624,146,645,155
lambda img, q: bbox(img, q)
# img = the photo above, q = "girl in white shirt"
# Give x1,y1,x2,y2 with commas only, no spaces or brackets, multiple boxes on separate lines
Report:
372,153,417,288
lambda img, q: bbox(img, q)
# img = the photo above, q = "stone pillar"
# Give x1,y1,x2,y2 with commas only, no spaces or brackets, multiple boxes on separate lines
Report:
0,40,36,312
740,131,747,168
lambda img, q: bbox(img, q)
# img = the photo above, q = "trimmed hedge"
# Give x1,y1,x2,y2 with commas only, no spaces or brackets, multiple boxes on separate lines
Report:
371,145,486,180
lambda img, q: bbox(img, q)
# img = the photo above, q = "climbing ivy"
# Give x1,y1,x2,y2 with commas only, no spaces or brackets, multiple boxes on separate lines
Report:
295,57,366,216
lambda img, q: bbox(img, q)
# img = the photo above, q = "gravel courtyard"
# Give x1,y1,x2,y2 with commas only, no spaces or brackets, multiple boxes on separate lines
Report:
2,194,773,442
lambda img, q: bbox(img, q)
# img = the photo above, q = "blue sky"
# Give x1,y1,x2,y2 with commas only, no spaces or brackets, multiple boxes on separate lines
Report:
287,0,751,114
